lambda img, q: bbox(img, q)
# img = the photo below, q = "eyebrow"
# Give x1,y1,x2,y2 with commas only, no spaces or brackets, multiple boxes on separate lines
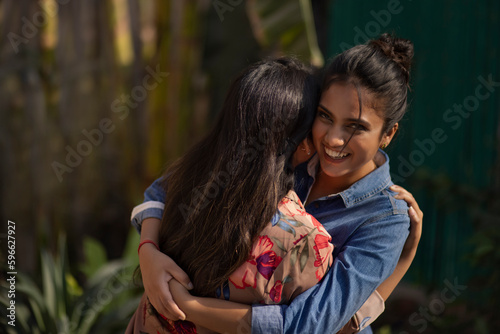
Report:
318,104,371,128
318,104,332,114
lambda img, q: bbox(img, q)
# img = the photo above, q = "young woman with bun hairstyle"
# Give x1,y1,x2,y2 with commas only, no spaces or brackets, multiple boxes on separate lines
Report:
129,34,423,334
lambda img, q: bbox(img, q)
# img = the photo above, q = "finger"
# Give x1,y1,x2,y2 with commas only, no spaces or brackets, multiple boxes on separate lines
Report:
393,192,415,206
405,199,423,221
167,262,194,290
390,185,421,211
147,295,178,320
407,198,423,219
160,289,187,320
392,190,421,215
408,207,422,235
408,206,419,222
392,192,423,224
148,274,186,320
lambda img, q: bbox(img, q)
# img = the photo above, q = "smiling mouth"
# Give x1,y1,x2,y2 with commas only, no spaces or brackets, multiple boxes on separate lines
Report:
324,147,351,160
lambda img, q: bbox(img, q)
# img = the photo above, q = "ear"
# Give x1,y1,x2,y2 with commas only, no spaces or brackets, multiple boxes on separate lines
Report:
292,136,315,167
380,123,398,148
296,137,312,154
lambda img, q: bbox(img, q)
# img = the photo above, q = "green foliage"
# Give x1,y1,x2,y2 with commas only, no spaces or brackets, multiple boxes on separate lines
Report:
247,0,324,66
408,170,500,332
0,229,142,334
466,193,500,331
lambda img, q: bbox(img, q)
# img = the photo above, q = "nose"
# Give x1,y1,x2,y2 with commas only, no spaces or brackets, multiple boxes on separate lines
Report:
324,126,346,147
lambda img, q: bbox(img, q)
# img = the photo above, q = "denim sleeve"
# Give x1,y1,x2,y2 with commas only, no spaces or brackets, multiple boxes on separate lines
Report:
130,177,167,233
251,213,410,334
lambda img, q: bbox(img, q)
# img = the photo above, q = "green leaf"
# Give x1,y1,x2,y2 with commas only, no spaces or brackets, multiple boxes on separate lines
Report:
66,273,83,297
247,0,324,66
1,234,142,334
289,246,299,268
474,243,494,258
15,274,47,332
299,238,309,272
284,218,304,228
271,237,287,252
282,275,293,284
80,237,108,279
12,303,34,333
122,227,141,263
277,219,296,237
57,235,69,319
41,250,57,320
91,295,143,332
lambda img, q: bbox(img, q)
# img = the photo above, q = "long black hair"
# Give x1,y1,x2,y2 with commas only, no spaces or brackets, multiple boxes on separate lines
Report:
157,57,320,296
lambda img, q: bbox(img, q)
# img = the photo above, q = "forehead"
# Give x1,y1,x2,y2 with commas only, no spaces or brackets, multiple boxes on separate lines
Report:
319,82,383,120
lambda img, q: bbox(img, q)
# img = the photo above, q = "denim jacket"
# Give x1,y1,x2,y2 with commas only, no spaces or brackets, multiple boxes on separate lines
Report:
131,150,410,334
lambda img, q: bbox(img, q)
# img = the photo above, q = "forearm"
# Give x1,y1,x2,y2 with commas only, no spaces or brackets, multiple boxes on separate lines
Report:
182,296,251,334
377,204,421,301
376,249,416,300
140,218,161,243
138,218,162,277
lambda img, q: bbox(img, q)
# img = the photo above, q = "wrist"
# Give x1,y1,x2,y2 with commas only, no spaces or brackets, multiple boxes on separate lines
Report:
138,239,160,255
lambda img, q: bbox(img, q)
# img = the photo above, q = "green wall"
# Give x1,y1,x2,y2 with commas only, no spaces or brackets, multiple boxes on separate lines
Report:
326,0,500,286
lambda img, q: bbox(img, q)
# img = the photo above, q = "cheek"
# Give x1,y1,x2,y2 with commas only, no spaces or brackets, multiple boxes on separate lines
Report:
348,134,372,152
352,134,381,157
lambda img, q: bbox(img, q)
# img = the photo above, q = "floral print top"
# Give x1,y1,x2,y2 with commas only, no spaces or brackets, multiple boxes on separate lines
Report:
222,190,334,305
126,190,334,334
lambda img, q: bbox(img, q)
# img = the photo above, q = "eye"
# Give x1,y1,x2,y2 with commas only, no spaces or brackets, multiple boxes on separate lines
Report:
347,123,367,132
317,110,332,122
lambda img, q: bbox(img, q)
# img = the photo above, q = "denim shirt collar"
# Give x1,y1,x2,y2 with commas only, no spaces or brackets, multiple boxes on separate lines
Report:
302,149,392,208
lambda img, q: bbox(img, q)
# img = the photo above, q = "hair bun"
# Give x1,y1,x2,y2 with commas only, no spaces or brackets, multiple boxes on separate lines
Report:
369,33,414,85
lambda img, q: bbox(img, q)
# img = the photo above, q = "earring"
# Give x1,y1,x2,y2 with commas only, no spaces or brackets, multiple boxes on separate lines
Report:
307,150,311,155
381,143,387,149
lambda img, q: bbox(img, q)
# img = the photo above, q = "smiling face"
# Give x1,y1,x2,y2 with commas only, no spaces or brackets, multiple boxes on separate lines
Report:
312,82,396,191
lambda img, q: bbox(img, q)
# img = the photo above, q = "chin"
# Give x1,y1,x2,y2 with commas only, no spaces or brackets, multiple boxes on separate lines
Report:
319,165,351,178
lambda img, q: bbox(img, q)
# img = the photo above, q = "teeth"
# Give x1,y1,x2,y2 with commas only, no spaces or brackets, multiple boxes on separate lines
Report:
325,147,349,159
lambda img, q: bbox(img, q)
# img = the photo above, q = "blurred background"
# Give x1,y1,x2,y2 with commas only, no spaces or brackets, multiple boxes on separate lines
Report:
0,0,499,333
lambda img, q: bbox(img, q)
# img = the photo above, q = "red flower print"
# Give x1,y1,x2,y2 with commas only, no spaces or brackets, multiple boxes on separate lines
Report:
269,280,283,303
256,250,282,279
173,320,197,334
229,262,257,289
293,233,308,246
278,201,309,218
310,216,328,235
163,317,197,334
229,236,282,288
280,197,291,205
313,234,332,267
254,236,274,256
